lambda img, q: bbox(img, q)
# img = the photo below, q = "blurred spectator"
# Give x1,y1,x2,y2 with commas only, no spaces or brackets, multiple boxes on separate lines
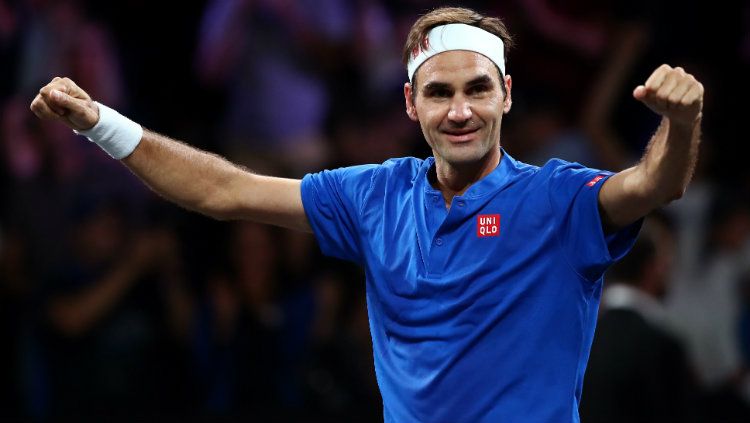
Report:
190,221,311,419
1,96,77,275
0,0,20,98
1,88,74,422
577,17,650,171
14,0,129,181
497,0,656,170
666,193,750,421
346,0,405,103
581,213,697,423
196,0,358,174
329,96,420,167
1,0,133,286
305,263,381,421
17,0,124,107
503,91,597,168
33,195,192,421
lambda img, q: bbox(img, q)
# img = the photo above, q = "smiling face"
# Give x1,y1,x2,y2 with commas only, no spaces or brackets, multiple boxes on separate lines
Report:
405,50,512,177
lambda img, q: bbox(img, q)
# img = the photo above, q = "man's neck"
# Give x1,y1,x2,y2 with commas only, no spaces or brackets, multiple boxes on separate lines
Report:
431,149,502,209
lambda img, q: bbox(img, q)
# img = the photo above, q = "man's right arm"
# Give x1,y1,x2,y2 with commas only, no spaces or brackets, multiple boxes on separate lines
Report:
124,130,310,231
30,77,311,232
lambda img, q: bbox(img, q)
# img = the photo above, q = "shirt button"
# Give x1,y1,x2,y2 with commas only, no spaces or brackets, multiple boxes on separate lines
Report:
435,238,444,246
432,196,439,203
457,201,465,207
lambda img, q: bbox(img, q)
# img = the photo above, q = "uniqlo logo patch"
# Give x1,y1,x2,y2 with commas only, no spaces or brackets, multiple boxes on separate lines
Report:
477,214,500,237
586,175,606,187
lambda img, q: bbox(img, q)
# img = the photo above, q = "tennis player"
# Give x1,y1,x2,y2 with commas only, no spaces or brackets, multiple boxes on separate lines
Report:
30,7,702,422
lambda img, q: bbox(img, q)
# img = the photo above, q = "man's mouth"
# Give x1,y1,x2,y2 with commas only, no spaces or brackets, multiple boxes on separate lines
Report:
443,127,480,143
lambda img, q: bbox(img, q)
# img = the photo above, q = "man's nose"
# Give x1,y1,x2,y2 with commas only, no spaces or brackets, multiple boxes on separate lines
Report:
447,95,472,122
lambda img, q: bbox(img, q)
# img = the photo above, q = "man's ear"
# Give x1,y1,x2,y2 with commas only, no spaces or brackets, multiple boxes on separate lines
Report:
404,82,418,122
503,75,512,114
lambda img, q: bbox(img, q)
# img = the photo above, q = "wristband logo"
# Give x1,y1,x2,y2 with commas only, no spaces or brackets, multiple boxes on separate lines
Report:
477,214,500,238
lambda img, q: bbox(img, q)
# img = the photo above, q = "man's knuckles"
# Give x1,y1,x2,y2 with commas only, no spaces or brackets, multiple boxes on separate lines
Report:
30,97,58,119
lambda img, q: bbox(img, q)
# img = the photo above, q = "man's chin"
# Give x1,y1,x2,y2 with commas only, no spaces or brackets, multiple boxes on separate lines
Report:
433,141,500,168
436,149,487,166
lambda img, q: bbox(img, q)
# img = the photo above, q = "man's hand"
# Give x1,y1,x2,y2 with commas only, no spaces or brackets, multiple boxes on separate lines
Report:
633,64,704,126
29,77,100,131
600,64,704,232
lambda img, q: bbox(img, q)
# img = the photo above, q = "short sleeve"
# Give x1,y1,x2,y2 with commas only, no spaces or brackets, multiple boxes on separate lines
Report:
300,164,380,263
546,160,642,282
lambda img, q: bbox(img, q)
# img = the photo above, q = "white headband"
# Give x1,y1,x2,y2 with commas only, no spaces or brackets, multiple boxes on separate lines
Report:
407,23,506,83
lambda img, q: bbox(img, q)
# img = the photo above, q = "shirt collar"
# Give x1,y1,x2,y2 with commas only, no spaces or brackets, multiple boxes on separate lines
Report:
421,148,523,199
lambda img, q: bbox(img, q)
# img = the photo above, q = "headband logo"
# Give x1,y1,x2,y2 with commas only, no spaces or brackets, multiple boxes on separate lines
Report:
411,35,431,59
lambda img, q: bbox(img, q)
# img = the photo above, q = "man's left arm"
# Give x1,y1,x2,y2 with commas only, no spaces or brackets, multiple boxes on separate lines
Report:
599,64,704,232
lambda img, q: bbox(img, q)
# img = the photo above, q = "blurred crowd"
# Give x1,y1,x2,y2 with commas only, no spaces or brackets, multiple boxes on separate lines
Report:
1,0,749,421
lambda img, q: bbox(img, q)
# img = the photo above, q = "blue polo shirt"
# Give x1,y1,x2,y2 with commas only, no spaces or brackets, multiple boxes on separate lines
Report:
300,151,640,422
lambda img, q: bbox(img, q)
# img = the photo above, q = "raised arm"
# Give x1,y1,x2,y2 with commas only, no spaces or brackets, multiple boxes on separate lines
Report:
29,77,311,232
598,64,703,232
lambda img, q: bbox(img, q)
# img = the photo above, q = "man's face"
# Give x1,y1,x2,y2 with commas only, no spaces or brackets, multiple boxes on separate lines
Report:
405,50,512,169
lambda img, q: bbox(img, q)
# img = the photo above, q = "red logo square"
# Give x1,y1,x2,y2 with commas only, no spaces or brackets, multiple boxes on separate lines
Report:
477,214,500,238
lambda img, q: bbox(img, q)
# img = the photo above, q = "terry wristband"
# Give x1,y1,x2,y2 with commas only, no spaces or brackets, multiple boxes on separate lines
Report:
74,102,143,159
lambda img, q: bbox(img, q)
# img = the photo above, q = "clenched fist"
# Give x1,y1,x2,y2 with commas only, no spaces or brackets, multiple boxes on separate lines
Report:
633,64,704,126
29,77,100,131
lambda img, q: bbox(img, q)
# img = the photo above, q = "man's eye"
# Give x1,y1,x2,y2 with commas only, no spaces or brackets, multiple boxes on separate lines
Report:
467,85,489,95
430,89,451,98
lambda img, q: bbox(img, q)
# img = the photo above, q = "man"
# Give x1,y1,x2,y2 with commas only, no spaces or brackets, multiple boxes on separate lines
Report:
30,6,703,422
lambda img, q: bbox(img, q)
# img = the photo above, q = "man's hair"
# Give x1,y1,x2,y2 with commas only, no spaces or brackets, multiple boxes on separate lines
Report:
402,7,514,87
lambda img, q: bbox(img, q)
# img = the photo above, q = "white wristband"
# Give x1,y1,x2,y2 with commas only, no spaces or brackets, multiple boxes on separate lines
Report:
74,102,143,159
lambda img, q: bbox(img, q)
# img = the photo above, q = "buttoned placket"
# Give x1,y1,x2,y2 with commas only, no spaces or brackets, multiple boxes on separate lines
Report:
425,194,473,276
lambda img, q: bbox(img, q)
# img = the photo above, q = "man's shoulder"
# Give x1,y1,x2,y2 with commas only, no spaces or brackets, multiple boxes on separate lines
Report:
305,157,425,197
499,151,585,180
531,157,613,185
326,156,425,176
364,157,428,192
379,156,426,173
349,156,427,183
537,157,588,173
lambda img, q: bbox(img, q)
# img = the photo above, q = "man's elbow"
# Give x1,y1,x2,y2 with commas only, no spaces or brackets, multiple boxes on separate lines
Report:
656,185,687,207
668,186,687,202
194,198,237,221
636,171,690,208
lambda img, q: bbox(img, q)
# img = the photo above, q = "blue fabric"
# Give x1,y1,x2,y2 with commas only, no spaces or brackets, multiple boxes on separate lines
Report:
301,151,641,422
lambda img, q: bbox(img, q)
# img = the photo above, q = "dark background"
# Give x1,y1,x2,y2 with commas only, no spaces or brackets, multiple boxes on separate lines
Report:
1,0,749,421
